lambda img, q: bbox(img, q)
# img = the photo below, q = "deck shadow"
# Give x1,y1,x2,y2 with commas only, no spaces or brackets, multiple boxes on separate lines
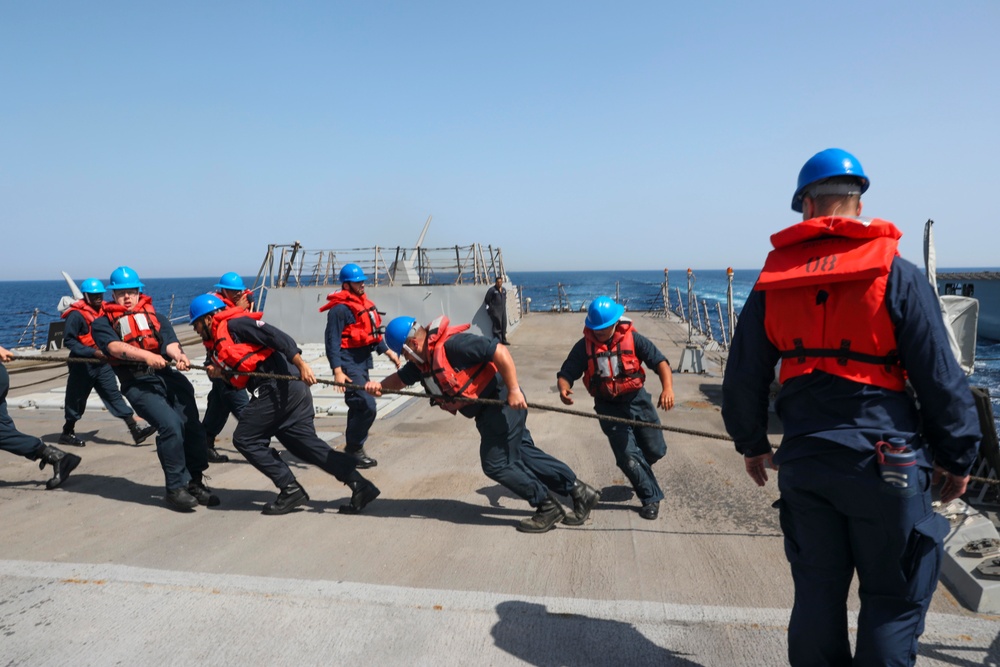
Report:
491,600,704,666
305,496,530,527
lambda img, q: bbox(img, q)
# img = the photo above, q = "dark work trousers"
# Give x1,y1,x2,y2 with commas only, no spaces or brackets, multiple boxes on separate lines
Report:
233,380,357,489
1,364,44,460
474,386,576,507
776,446,948,667
340,348,376,452
595,388,666,504
488,311,507,343
123,369,209,491
64,360,134,423
202,378,249,439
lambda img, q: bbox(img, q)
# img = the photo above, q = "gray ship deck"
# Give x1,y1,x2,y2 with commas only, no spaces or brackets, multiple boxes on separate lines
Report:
2,313,997,665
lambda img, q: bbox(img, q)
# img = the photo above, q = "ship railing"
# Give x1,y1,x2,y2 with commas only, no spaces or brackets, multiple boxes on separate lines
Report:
517,270,739,352
249,242,508,312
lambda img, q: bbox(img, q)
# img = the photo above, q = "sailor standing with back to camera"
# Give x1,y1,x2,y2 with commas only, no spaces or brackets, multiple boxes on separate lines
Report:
722,148,981,666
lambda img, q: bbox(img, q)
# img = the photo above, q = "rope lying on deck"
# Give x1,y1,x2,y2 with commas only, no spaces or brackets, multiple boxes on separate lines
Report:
9,354,999,488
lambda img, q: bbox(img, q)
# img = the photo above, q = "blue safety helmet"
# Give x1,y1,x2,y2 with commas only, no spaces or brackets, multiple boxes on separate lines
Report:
339,263,368,283
791,148,869,213
80,278,106,295
214,272,246,291
189,293,227,323
107,266,145,291
384,316,417,354
585,296,625,330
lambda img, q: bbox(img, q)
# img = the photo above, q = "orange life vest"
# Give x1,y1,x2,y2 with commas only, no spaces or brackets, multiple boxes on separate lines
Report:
583,320,646,398
103,295,162,353
414,316,498,415
318,290,383,349
61,299,101,349
755,216,905,391
205,307,273,389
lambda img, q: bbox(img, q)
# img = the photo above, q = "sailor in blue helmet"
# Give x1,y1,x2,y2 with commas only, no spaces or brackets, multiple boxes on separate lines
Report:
556,296,675,521
189,293,379,515
90,266,217,512
722,148,981,665
319,263,401,469
0,345,81,489
198,272,254,463
365,314,600,533
59,278,156,447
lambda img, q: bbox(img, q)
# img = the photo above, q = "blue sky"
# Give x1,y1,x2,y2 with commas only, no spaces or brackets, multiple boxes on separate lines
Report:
2,1,998,280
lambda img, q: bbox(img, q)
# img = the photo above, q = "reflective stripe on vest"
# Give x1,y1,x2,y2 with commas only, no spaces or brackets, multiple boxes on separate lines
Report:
103,295,162,354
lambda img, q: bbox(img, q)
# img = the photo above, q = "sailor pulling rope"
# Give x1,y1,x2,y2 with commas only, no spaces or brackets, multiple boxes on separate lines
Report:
9,353,1000,487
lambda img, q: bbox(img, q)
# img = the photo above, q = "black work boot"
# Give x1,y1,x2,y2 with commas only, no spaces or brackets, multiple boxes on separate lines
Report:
38,444,82,490
347,447,377,469
563,480,601,526
188,478,221,507
262,482,309,515
127,419,156,446
206,438,230,463
165,487,199,512
517,495,566,533
339,473,380,514
639,501,660,520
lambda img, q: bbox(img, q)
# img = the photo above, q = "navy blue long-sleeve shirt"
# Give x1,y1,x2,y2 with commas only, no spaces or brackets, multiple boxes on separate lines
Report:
722,255,980,476
556,327,668,405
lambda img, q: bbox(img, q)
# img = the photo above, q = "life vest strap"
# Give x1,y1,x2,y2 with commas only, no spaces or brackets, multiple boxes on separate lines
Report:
782,338,900,371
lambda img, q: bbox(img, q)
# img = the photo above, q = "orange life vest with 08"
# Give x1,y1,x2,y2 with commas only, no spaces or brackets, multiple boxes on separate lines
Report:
318,290,383,349
415,316,498,415
583,320,646,398
755,216,905,392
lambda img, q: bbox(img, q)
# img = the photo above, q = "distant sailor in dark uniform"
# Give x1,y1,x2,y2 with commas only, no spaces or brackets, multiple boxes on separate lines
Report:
484,276,509,344
190,293,380,515
1,345,81,490
366,314,600,533
59,277,155,447
321,263,401,469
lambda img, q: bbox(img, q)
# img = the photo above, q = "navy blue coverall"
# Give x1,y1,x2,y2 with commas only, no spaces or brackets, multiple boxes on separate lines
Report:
1,363,46,460
722,255,981,666
324,304,390,452
227,318,356,488
397,333,577,507
63,309,135,423
557,329,668,505
92,315,209,492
